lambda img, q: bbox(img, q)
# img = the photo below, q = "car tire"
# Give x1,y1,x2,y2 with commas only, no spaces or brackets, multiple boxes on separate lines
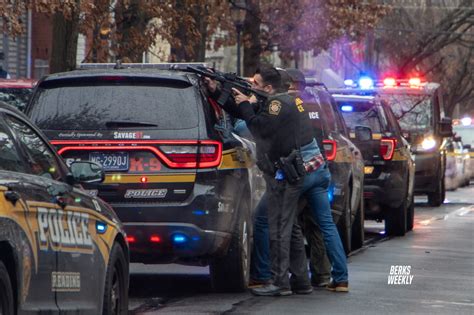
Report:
428,172,444,207
337,189,352,255
406,192,415,232
385,194,407,236
102,243,129,315
210,199,251,292
351,194,364,251
0,261,14,315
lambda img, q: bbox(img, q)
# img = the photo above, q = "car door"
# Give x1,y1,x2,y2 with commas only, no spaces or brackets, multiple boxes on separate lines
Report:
4,113,104,312
0,113,60,312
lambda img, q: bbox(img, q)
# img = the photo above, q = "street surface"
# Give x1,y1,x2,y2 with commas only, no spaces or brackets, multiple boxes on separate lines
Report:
129,184,474,315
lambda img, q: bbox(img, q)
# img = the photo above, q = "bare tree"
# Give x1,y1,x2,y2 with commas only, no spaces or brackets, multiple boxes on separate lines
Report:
375,0,474,116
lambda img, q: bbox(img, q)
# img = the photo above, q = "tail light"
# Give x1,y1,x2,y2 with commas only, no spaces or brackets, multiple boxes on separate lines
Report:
323,140,337,161
380,138,397,160
159,140,222,168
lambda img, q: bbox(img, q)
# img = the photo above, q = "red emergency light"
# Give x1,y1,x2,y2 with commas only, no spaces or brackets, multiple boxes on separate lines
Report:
383,77,396,87
408,77,421,87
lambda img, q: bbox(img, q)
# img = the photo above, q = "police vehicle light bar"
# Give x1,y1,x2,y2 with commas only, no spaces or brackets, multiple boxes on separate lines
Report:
341,105,353,112
358,76,374,89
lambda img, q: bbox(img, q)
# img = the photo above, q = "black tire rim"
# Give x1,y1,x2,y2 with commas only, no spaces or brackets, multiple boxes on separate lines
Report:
110,264,122,315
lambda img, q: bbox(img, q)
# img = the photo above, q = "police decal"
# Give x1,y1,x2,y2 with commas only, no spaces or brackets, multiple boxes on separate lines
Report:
124,189,168,199
269,100,282,115
295,97,305,112
37,207,93,252
51,272,81,292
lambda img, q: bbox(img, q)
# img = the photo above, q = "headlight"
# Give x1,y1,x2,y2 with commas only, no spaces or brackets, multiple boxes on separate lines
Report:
421,137,436,150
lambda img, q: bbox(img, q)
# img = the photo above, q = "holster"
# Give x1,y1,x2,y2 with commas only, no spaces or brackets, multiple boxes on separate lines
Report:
278,149,306,184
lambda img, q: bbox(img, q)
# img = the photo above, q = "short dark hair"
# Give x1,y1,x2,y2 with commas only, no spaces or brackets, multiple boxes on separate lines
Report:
256,66,281,90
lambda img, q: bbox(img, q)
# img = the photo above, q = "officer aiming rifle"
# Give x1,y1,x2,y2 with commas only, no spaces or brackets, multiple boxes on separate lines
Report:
186,66,267,107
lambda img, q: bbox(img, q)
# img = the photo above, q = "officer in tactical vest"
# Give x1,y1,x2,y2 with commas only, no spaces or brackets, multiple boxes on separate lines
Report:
232,66,314,296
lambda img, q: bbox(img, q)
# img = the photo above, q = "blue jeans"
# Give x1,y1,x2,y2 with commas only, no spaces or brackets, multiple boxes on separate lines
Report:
250,166,348,283
250,193,272,281
302,166,348,283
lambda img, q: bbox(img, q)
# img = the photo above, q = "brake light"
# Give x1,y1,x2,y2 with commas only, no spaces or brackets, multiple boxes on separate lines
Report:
52,140,222,169
323,140,337,161
383,77,396,87
380,138,397,160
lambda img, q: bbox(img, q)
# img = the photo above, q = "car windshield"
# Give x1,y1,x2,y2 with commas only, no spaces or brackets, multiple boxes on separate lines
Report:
336,100,385,133
0,88,33,111
29,79,199,130
381,93,432,132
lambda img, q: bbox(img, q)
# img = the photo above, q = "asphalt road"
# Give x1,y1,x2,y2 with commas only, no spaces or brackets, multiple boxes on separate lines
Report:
129,184,474,314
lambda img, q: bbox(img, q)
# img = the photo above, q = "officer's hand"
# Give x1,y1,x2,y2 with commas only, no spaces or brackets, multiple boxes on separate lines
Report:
232,88,249,105
203,77,218,93
248,94,257,104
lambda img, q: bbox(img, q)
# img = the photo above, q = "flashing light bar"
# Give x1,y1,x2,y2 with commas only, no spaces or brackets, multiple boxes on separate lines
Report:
383,77,396,87
344,79,355,87
408,77,421,87
358,76,374,89
173,234,187,244
343,76,426,89
341,105,353,112
461,117,472,126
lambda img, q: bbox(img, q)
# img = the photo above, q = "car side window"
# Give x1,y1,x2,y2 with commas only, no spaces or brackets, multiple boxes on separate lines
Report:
318,91,339,132
0,118,28,173
5,115,63,181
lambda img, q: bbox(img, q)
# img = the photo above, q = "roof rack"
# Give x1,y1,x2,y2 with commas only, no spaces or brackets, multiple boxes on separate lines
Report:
78,62,208,71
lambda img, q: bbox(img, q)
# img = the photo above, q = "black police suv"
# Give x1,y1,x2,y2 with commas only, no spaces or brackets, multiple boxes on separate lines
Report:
26,64,263,292
332,80,453,206
0,102,129,314
331,93,415,236
304,84,365,253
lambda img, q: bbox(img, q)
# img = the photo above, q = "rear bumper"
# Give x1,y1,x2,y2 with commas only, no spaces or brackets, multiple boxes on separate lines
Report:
363,171,406,211
413,152,441,194
125,223,231,264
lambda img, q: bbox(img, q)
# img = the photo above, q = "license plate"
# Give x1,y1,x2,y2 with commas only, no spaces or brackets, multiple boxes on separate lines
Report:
89,152,129,171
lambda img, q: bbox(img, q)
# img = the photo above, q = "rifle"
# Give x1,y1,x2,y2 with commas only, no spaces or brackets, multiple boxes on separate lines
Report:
186,66,268,107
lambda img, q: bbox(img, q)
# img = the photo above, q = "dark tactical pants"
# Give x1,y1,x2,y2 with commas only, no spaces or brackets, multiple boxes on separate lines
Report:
264,174,309,289
299,201,332,283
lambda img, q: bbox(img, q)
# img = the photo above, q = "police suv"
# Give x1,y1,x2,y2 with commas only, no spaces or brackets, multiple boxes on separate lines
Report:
332,77,453,206
0,102,129,314
26,63,264,292
330,93,415,236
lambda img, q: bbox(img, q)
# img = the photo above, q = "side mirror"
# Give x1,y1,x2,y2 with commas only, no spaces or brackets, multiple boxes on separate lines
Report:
354,126,372,141
67,161,105,185
438,117,453,137
463,144,471,150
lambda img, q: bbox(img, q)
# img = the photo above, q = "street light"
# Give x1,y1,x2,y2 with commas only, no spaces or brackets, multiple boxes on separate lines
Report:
230,0,246,76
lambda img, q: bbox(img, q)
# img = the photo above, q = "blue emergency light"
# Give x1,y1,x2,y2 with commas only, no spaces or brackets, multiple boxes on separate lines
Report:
341,105,353,112
96,222,107,234
173,234,187,244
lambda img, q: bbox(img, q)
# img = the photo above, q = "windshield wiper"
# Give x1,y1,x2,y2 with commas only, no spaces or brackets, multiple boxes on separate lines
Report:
105,120,158,128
